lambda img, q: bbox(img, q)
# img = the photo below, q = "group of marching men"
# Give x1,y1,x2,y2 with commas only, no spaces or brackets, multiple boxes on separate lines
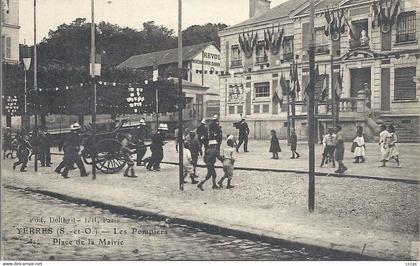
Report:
3,114,238,190
3,127,52,172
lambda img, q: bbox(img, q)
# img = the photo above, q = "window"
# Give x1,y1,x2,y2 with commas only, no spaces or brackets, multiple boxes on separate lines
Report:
349,20,369,49
262,104,269,113
254,105,260,113
229,106,235,114
1,36,12,59
315,27,329,54
283,36,294,61
394,67,416,100
396,12,416,43
231,45,242,67
2,36,11,59
254,82,270,98
237,105,243,114
255,40,268,64
196,69,199,73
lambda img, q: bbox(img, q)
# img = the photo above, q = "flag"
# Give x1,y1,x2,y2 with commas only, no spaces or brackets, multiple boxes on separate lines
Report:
321,75,328,101
335,69,343,98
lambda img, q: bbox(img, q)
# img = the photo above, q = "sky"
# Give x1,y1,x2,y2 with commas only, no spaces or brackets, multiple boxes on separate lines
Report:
19,0,286,44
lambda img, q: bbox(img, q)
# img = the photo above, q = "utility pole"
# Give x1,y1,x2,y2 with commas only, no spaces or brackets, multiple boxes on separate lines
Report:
33,0,38,172
286,81,291,145
308,0,316,212
331,53,336,128
178,0,184,190
90,0,97,180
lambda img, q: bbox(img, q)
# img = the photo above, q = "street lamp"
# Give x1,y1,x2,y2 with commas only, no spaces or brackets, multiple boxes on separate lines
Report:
22,48,32,131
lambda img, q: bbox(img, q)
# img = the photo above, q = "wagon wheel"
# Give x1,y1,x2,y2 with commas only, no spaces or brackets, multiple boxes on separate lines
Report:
95,138,126,174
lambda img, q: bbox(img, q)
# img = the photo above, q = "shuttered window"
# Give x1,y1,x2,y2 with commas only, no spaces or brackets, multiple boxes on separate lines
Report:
394,67,416,100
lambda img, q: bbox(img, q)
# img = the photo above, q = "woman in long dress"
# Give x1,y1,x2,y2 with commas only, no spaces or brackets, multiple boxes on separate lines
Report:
379,124,390,167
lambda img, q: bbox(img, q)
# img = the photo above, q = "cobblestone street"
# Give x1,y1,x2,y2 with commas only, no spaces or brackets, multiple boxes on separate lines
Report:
1,187,370,261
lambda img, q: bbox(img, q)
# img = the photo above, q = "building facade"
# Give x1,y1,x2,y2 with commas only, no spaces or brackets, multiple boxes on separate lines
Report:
119,42,221,118
219,0,420,142
2,0,19,64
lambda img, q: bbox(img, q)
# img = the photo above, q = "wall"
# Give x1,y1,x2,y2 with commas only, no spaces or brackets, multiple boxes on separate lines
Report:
2,0,19,64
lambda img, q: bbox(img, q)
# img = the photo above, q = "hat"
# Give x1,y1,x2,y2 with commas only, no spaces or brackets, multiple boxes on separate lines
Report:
158,123,168,131
70,123,81,131
213,114,219,120
139,119,146,125
201,119,206,124
209,139,218,145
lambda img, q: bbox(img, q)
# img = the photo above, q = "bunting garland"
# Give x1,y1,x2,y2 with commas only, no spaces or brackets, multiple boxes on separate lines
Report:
238,30,257,58
323,9,346,41
373,0,401,34
264,26,284,55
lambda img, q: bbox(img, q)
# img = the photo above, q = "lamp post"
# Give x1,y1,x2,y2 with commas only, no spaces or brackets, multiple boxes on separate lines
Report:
33,0,38,172
308,0,316,212
178,0,184,191
90,0,97,180
22,50,32,131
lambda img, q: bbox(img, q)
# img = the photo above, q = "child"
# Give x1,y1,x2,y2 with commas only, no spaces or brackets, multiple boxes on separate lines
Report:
378,124,390,167
217,139,236,189
269,130,281,159
290,129,300,159
197,140,223,191
387,125,401,167
352,126,366,163
13,134,31,172
334,125,347,174
320,127,336,167
182,141,199,184
120,133,137,178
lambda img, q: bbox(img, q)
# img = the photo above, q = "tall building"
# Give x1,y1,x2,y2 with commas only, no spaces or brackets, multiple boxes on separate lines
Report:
219,0,420,142
2,0,19,64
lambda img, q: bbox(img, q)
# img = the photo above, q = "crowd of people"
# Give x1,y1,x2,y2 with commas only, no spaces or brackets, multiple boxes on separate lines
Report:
2,116,402,183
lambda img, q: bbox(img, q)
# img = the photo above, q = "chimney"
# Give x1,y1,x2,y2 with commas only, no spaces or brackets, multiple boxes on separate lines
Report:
249,0,271,18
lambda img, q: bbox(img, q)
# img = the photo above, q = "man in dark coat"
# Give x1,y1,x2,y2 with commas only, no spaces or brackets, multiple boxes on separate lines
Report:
60,123,88,178
130,119,149,166
196,119,209,152
236,117,250,152
12,134,31,172
146,123,168,171
208,115,222,152
38,128,51,167
186,131,201,183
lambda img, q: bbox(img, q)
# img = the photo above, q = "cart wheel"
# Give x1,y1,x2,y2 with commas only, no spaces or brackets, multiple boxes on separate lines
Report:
94,138,126,174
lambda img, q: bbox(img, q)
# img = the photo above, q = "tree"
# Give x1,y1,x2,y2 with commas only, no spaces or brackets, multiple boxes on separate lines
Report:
182,23,228,47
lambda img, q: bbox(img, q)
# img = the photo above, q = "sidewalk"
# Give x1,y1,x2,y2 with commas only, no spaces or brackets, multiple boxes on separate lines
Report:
1,153,418,260
163,140,420,181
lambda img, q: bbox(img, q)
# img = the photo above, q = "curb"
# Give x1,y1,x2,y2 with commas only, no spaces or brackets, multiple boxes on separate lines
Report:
4,184,388,261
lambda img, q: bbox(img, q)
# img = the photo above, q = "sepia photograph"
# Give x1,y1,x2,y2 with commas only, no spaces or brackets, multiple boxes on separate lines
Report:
1,0,419,264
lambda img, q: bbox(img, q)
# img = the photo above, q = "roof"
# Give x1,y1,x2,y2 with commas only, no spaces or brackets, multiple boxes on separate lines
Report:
167,77,209,90
118,42,216,69
224,0,308,30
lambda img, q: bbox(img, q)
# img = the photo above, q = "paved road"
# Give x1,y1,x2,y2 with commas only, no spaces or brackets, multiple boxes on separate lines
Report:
1,187,370,261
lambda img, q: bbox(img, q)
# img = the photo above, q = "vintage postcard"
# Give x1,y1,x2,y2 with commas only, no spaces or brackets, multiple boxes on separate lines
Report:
1,0,419,264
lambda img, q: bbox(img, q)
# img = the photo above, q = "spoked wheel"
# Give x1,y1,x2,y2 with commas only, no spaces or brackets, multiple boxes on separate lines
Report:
94,138,126,174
